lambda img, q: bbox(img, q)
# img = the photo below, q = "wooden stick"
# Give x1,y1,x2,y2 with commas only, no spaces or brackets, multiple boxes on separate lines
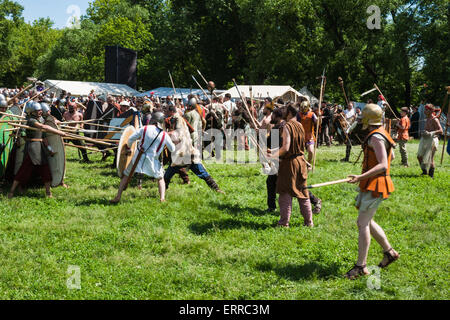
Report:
0,111,25,119
60,119,98,125
6,83,34,105
313,71,326,172
232,79,259,130
338,77,350,107
9,122,113,146
64,143,117,153
374,84,400,120
306,178,352,189
197,70,219,98
168,71,178,98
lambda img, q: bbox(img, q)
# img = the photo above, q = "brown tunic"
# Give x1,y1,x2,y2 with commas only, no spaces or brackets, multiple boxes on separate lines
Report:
276,118,309,198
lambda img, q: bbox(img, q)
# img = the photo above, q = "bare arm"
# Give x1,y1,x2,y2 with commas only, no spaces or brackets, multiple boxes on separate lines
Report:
270,126,290,159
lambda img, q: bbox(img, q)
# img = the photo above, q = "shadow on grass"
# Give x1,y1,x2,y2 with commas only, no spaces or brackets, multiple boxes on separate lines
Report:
216,203,275,217
75,198,114,206
255,261,341,280
390,173,422,178
189,218,273,235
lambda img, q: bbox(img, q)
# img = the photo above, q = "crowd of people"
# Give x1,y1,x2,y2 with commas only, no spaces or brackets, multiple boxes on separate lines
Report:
1,83,447,280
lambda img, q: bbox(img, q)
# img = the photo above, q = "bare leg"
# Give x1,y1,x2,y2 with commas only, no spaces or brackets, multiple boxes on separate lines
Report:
111,175,129,203
8,180,20,198
158,178,166,202
307,144,315,164
369,220,391,251
44,182,52,198
356,208,377,266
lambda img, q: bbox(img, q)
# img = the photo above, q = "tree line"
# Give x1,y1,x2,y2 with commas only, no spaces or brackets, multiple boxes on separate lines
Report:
0,0,448,110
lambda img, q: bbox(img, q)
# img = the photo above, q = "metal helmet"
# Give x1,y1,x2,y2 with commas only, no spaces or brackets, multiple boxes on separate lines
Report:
60,99,66,105
189,98,197,107
32,101,42,113
0,94,5,101
361,103,383,129
44,97,52,103
0,100,7,108
24,101,34,114
40,102,50,114
300,100,310,113
150,111,165,127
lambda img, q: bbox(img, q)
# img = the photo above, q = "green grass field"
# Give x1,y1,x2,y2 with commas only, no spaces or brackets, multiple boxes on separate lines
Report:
0,140,448,300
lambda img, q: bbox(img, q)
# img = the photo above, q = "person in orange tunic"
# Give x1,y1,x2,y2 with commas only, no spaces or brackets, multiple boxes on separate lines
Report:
345,104,399,279
396,107,411,167
296,100,318,164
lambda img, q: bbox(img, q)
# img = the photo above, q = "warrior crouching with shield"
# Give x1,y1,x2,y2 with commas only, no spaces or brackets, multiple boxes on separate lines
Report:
111,112,175,203
8,102,67,199
345,103,399,279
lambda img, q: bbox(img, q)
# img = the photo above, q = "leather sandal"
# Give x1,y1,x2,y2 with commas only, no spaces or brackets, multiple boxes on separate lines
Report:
344,264,369,280
378,248,399,268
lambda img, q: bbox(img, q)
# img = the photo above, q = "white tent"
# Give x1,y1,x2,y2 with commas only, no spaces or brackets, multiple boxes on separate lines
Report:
137,87,226,100
220,85,305,102
298,87,319,105
44,80,140,97
137,87,203,99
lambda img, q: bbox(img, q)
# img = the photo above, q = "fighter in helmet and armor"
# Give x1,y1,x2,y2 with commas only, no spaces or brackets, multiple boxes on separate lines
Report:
345,103,399,279
8,102,67,199
111,111,176,203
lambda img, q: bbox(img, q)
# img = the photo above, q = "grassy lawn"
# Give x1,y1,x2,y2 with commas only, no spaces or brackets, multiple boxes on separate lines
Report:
0,140,448,300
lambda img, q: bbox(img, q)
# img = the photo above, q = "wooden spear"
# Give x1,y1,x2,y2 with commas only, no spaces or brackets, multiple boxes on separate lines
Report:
374,84,400,121
232,79,259,130
305,178,352,189
312,69,326,172
9,123,113,146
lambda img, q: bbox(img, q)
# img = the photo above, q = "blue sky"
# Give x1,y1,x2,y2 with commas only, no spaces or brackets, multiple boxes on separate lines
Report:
16,0,92,29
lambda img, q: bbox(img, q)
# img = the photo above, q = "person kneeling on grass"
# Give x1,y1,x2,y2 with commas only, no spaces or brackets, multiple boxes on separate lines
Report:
110,112,175,204
345,104,399,280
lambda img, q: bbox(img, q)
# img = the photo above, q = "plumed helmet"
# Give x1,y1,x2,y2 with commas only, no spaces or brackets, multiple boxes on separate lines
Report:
300,100,310,113
361,103,383,129
150,111,165,128
40,102,50,114
189,98,197,107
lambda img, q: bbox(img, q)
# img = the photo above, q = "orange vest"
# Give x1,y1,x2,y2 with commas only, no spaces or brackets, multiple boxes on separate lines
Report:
299,112,315,142
359,127,395,199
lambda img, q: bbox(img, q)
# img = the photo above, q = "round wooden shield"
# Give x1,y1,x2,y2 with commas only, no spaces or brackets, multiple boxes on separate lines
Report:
0,113,15,178
117,126,137,178
46,134,66,187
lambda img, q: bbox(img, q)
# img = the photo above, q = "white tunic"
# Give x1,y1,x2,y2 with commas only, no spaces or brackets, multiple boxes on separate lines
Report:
124,125,175,179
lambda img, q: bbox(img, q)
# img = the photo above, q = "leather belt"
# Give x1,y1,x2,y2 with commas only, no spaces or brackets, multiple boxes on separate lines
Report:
26,138,43,142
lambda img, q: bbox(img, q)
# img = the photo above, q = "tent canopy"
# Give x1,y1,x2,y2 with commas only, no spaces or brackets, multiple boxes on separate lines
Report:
137,87,226,100
44,80,140,97
220,85,305,102
298,87,319,105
